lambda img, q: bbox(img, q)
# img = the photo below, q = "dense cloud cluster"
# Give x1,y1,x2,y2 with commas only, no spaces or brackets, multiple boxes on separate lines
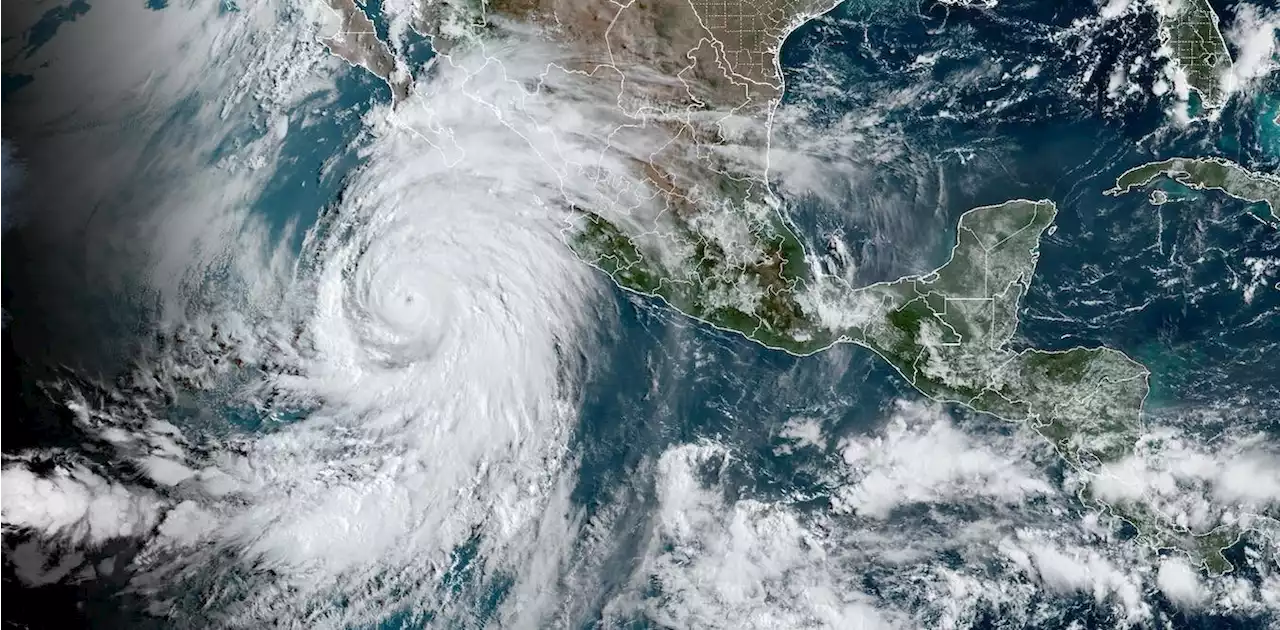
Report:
2,0,1277,627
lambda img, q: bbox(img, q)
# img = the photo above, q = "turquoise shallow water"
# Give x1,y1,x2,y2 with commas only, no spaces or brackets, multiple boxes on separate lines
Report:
4,0,1280,626
1258,93,1280,159
219,0,1280,625
542,1,1280,626
253,67,386,257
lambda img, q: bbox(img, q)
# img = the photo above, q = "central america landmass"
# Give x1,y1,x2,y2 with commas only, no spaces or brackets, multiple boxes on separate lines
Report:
314,0,1256,574
576,197,1244,573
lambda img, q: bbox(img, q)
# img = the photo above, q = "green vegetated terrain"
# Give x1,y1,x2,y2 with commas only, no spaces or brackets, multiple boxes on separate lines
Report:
1158,0,1233,109
572,197,1246,571
1107,157,1280,228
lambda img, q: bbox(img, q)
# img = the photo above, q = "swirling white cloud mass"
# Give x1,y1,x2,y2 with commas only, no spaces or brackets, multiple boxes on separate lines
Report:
3,0,1280,627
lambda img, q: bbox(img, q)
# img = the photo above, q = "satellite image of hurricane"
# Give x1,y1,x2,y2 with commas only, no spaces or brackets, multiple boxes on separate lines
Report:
2,0,1280,626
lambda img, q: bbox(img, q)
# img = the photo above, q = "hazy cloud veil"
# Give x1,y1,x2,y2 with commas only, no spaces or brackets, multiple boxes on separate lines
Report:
0,138,16,234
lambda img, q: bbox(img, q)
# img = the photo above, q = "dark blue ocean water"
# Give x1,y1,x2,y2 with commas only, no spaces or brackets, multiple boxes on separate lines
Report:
770,0,1280,417
5,0,1278,626
560,0,1280,627
323,0,1280,626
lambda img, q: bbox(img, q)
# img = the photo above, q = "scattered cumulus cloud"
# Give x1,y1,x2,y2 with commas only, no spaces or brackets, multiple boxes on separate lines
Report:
1,465,163,545
1001,537,1151,624
831,401,1053,518
1090,427,1280,532
1221,3,1280,97
1100,0,1135,20
1235,256,1279,304
608,442,903,629
775,416,827,454
1158,555,1208,608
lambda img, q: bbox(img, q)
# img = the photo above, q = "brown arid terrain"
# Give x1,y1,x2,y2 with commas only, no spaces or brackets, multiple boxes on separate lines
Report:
315,0,1263,577
502,0,839,107
321,0,839,170
321,0,411,101
323,0,838,107
317,0,847,350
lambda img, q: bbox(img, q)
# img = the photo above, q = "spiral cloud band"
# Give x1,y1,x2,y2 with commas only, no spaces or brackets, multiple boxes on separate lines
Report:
0,2,656,626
